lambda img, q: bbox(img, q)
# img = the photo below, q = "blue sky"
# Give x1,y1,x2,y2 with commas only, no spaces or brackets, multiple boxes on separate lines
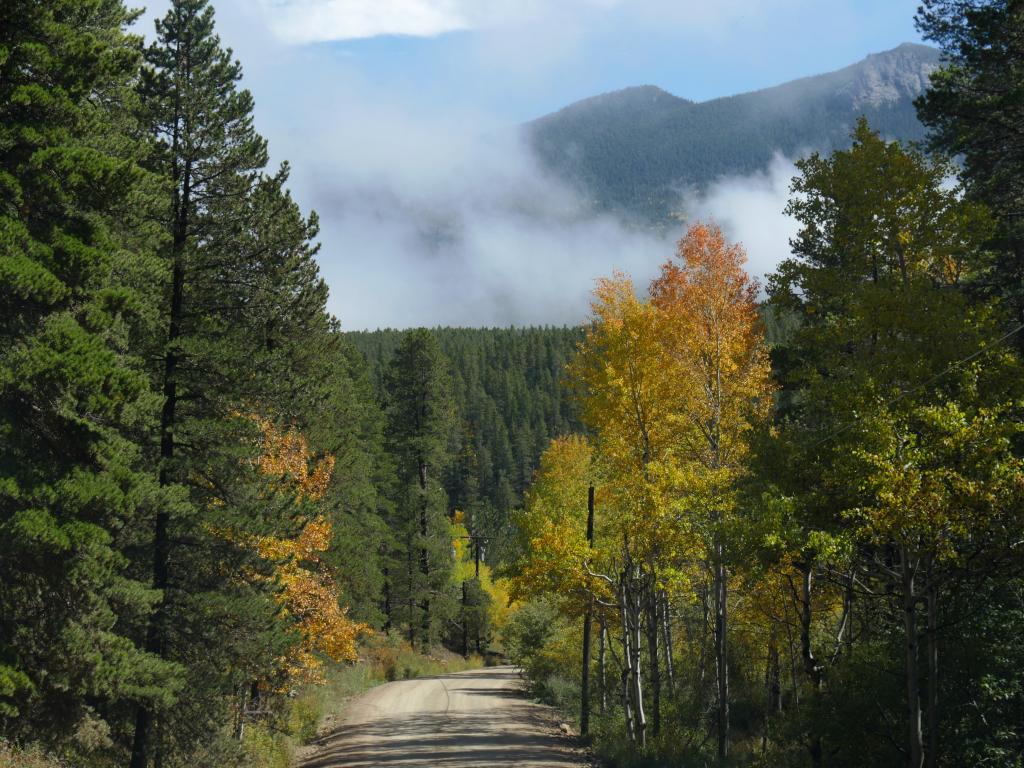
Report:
311,1,924,121
138,0,927,329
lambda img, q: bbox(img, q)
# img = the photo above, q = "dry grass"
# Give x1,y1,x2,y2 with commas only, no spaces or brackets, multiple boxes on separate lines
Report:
0,741,65,768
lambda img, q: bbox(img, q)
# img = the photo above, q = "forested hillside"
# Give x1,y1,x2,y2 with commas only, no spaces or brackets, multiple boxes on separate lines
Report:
528,43,940,222
348,327,583,558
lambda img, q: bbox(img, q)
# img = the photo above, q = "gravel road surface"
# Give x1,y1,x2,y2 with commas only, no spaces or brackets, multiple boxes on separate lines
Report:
297,665,589,767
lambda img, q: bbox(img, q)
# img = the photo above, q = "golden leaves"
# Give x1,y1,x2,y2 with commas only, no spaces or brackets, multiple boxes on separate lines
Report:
651,222,774,475
251,415,335,502
263,515,369,683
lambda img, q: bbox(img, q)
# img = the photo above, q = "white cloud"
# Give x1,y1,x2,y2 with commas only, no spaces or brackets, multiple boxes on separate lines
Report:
255,0,804,44
261,0,469,44
685,155,800,288
288,84,676,328
290,81,801,328
138,0,810,329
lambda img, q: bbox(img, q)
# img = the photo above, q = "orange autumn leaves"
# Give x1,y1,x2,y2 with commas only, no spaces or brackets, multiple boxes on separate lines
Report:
651,223,772,477
251,417,367,683
254,417,335,502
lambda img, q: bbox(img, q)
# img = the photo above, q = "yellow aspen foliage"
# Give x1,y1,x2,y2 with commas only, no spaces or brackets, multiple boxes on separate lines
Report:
508,436,611,610
568,276,699,583
450,510,510,632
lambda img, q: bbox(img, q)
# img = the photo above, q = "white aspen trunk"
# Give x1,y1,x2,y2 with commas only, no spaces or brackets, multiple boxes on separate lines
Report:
901,545,925,768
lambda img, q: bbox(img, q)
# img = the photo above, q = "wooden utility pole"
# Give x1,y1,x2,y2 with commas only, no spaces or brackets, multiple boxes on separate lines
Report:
581,484,596,736
461,579,468,659
474,534,482,654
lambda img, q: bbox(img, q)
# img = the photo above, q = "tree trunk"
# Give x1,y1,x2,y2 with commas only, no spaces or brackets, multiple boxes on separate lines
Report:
799,562,823,767
233,684,247,741
645,578,661,737
786,618,800,708
763,627,781,754
714,545,729,760
461,579,469,659
599,619,608,714
581,484,595,736
383,564,392,633
619,577,635,744
901,546,924,768
661,591,675,698
619,562,646,748
418,459,430,648
130,141,190,768
844,570,855,658
407,546,416,646
699,579,710,691
630,578,646,750
581,604,592,736
925,580,939,768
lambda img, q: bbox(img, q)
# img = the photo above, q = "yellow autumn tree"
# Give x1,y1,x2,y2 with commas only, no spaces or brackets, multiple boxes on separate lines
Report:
650,222,774,758
567,275,703,745
512,226,772,752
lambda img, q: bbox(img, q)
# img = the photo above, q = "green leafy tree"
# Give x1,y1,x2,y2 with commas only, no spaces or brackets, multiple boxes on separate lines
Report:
768,120,1023,768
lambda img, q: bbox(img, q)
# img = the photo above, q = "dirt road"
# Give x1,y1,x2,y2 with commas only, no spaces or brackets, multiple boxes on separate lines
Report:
297,665,589,767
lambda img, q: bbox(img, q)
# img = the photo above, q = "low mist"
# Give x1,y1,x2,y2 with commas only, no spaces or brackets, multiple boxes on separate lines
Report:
139,1,805,330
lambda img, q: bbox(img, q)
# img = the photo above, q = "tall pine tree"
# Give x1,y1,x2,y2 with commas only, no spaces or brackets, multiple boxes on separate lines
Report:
130,1,338,763
383,330,457,647
916,0,1024,346
0,0,179,757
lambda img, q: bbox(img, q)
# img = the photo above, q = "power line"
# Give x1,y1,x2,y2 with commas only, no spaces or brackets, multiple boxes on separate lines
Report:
808,321,1024,451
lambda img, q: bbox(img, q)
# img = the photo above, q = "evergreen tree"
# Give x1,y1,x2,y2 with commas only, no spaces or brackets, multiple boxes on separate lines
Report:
347,326,584,559
0,0,179,756
129,1,338,763
382,329,457,647
308,337,393,627
916,0,1024,346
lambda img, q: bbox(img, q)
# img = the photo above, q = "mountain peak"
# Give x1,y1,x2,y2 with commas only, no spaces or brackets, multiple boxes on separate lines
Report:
845,42,941,107
527,44,942,223
533,84,689,126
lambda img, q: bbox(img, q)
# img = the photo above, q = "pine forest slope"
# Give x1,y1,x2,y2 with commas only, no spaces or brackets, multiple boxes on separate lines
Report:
346,327,584,558
527,42,941,222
